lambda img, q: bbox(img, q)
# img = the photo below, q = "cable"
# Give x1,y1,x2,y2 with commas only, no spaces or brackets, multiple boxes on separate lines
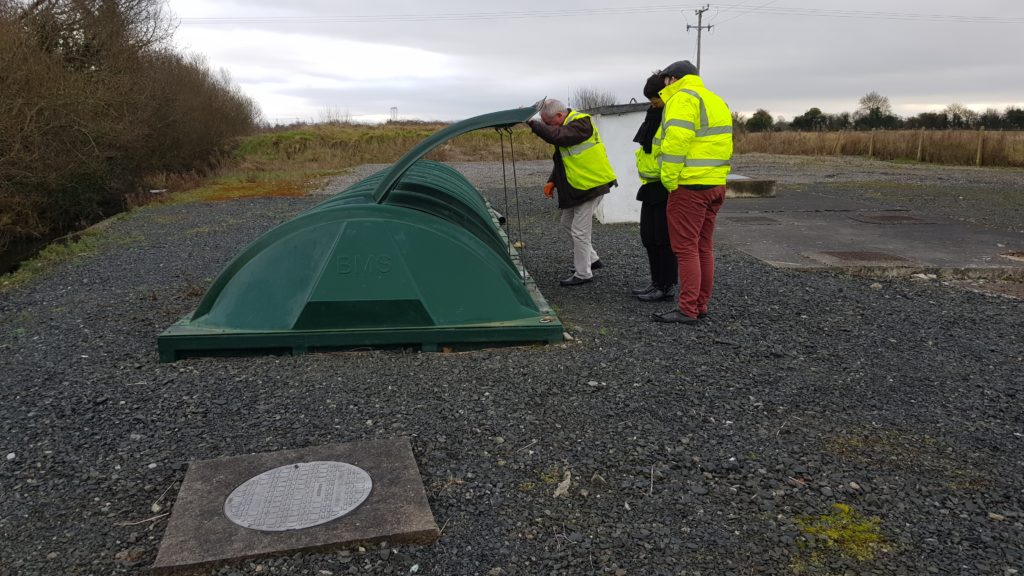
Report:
705,5,1024,23
506,126,527,284
180,5,683,24
713,0,781,26
496,128,512,261
178,5,1024,25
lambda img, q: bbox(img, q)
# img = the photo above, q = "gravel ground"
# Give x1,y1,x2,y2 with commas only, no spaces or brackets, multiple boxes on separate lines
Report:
1,155,1022,576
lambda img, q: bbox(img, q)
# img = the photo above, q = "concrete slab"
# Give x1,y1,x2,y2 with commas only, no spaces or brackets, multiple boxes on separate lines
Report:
722,188,906,213
726,175,777,199
717,190,1024,279
153,438,438,573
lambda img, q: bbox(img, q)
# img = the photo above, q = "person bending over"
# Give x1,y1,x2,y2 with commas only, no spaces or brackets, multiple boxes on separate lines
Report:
527,98,617,286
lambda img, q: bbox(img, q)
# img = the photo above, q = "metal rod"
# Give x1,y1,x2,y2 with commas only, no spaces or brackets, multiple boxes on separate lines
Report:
496,128,512,260
507,126,527,284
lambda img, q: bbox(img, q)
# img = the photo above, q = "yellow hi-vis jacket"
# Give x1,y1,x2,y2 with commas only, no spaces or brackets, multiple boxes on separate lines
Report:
558,110,617,190
634,123,663,184
658,75,733,191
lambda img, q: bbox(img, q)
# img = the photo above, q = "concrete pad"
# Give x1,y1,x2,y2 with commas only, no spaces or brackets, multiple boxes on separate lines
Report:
726,175,777,199
717,190,1024,280
153,438,438,573
722,189,903,213
947,279,1024,299
846,212,939,225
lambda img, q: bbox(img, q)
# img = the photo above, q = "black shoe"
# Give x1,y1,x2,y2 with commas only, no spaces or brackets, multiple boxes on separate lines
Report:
569,260,604,273
637,288,673,302
651,309,699,324
631,283,656,296
559,274,593,287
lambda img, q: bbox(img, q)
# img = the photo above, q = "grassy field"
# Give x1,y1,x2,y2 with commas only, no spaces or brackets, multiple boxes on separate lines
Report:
146,122,551,205
736,129,1024,167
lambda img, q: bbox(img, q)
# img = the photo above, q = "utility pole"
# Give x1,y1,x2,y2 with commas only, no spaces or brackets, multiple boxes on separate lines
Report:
687,4,713,73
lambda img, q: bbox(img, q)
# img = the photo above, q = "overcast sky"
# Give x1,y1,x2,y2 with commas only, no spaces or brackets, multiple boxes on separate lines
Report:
166,1,1024,124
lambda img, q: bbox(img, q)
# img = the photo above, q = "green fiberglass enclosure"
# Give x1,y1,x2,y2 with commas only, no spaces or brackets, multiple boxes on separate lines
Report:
158,108,562,362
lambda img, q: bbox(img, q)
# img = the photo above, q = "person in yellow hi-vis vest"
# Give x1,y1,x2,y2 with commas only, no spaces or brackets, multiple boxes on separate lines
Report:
527,99,617,286
650,60,733,324
631,72,677,302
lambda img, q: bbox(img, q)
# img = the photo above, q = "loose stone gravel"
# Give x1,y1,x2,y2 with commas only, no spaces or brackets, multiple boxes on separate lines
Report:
1,155,1022,575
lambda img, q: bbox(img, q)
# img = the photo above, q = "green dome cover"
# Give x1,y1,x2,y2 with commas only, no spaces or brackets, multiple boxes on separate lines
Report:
158,108,562,361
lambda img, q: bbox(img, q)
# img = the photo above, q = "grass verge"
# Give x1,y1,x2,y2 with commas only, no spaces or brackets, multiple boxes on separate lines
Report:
1,228,109,292
158,170,342,205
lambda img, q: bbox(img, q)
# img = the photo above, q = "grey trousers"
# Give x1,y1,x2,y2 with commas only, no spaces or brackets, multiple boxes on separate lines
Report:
560,195,602,279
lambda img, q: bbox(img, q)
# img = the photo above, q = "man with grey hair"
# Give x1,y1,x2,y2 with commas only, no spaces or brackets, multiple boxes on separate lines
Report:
527,98,617,286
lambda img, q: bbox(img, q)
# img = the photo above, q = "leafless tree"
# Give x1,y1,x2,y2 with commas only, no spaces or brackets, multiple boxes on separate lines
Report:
570,87,617,111
857,91,892,118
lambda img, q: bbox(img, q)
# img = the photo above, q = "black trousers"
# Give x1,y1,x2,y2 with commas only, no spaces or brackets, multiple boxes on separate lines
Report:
640,200,677,289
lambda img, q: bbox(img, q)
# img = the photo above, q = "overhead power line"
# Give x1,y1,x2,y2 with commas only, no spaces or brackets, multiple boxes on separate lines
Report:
712,0,781,26
178,5,1024,26
707,5,1024,24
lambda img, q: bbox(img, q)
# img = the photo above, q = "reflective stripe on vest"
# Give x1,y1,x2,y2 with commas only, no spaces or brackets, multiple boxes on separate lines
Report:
683,89,708,128
658,155,728,169
661,89,733,136
685,158,731,167
698,125,733,136
562,139,599,156
664,119,696,132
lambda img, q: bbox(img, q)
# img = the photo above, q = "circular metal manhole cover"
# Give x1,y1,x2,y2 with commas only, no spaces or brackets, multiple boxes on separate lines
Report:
224,461,372,531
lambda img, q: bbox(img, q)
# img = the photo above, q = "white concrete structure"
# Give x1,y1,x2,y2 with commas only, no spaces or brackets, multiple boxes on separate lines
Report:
588,104,648,224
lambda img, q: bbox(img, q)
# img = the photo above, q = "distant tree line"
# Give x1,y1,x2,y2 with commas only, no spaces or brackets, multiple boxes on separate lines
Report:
736,91,1024,133
0,0,261,249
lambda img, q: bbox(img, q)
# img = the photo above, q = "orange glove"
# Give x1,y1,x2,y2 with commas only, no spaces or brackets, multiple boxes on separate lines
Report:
543,181,555,198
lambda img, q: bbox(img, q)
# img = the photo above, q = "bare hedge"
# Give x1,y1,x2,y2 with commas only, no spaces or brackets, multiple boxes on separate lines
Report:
0,0,261,248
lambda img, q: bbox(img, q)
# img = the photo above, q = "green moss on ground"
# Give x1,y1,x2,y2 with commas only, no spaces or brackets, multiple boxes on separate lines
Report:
791,503,888,574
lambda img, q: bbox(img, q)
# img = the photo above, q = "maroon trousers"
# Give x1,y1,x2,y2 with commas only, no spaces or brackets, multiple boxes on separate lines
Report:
666,186,726,318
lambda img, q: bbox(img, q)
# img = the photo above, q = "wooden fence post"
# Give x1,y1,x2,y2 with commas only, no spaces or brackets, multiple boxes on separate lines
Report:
976,127,985,167
916,128,925,162
868,128,876,158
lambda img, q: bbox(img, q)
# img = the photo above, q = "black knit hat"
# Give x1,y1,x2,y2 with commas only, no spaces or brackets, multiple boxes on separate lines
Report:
660,60,698,80
642,73,663,99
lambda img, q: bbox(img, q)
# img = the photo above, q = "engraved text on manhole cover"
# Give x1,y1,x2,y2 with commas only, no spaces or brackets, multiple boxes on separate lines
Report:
224,461,372,531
